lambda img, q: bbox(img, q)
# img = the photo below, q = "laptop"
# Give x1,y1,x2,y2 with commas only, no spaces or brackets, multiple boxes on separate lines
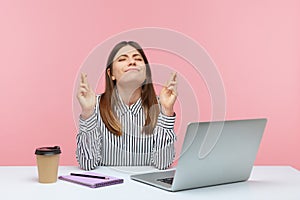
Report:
130,118,267,192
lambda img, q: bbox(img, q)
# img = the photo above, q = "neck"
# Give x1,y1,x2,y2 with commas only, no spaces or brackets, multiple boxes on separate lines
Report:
117,84,142,106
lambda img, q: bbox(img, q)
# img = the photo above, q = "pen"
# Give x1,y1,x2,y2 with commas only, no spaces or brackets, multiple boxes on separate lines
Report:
70,173,109,179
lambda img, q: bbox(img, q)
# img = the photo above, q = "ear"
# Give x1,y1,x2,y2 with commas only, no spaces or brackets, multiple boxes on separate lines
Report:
107,68,115,80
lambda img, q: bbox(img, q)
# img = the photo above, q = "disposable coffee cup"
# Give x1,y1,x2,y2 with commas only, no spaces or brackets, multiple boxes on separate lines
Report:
35,146,61,183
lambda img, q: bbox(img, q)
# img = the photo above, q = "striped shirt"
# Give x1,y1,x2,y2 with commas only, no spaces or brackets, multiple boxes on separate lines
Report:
76,93,176,170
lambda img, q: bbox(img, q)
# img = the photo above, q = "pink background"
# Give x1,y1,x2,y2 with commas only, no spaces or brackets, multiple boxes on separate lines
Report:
0,1,299,169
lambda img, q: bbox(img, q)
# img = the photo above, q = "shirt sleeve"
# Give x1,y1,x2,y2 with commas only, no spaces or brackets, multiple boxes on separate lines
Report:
76,95,102,170
151,112,176,170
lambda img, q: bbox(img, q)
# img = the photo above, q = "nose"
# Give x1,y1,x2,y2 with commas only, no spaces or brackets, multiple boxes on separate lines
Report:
128,58,136,66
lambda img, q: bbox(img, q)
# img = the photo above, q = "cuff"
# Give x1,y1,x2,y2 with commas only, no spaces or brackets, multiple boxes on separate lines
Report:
79,111,97,132
156,112,176,129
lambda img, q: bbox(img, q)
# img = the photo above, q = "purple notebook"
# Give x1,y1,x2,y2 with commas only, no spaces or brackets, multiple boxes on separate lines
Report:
59,172,124,188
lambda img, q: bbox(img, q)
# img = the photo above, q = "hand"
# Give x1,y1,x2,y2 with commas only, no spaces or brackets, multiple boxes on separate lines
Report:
159,72,178,116
77,73,96,119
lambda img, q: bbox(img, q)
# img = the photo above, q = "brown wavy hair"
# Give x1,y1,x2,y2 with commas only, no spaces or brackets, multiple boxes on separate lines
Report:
99,41,159,136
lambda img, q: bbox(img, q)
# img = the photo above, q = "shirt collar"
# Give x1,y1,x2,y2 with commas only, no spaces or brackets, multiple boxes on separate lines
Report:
114,89,142,116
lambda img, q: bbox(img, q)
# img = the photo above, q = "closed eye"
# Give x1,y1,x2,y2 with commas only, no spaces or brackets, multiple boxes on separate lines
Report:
118,58,126,62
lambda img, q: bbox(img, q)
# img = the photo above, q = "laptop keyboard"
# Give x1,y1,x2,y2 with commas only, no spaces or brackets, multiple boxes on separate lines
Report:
157,177,174,185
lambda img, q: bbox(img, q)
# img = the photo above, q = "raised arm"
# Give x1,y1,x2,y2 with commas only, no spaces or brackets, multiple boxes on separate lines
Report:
151,72,178,169
76,73,101,170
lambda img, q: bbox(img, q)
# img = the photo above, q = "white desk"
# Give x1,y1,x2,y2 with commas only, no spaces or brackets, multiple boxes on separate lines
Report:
1,166,300,200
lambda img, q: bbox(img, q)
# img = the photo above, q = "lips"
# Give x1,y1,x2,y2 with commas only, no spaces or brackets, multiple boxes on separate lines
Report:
125,67,140,72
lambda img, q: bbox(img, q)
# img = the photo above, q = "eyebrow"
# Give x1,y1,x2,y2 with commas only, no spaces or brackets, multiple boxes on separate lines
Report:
132,54,142,58
117,53,142,59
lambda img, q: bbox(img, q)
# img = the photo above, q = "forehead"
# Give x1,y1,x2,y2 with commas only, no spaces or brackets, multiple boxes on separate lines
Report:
113,45,141,60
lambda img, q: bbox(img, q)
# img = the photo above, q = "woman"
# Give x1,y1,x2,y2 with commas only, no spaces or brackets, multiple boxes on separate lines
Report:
76,41,177,170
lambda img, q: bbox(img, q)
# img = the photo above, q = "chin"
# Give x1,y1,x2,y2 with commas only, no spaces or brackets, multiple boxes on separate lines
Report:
119,75,146,88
